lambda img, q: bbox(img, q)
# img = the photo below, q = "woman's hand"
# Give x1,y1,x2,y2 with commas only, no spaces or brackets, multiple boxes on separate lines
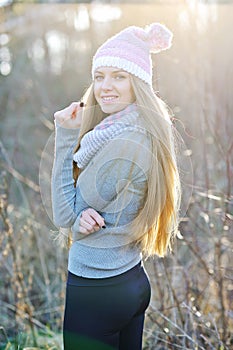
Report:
79,208,106,235
54,102,84,129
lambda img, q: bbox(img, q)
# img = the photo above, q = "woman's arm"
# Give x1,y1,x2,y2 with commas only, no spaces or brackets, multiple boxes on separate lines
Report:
52,102,82,227
52,125,79,227
52,102,105,232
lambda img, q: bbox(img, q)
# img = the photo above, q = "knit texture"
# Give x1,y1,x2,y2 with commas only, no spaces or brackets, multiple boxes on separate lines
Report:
73,103,146,169
92,23,173,85
52,106,152,278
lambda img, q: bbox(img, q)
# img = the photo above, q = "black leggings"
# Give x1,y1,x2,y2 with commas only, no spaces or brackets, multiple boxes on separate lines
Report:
63,262,151,350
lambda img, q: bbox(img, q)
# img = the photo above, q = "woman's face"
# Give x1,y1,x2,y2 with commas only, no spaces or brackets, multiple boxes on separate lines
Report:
93,67,136,114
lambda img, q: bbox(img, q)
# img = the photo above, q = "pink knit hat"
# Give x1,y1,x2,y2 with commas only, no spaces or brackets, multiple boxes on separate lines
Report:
92,23,173,86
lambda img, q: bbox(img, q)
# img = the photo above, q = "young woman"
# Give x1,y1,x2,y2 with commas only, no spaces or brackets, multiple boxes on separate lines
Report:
52,23,181,350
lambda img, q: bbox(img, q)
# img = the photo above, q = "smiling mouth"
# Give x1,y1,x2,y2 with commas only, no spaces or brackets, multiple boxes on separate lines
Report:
101,96,119,103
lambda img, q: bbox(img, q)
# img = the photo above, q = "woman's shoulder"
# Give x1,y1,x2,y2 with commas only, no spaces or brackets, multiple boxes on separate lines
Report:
101,127,152,171
113,125,152,149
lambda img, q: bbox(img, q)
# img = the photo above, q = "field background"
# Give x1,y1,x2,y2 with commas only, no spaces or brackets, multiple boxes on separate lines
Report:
0,1,232,349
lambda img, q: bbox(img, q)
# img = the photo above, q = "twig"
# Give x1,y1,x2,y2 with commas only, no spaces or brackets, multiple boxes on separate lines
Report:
1,162,40,193
149,305,206,350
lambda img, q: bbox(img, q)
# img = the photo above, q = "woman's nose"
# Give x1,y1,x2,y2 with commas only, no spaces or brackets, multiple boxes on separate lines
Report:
101,77,113,90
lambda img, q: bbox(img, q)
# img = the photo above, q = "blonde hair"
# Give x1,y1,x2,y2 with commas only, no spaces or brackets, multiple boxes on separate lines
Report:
73,77,181,258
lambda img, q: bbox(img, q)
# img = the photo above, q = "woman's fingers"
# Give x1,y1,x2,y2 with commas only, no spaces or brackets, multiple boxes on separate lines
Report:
79,226,92,235
81,211,97,226
86,208,105,228
79,224,100,235
54,102,84,128
54,103,75,121
93,224,101,232
79,218,94,231
82,208,105,227
79,208,105,235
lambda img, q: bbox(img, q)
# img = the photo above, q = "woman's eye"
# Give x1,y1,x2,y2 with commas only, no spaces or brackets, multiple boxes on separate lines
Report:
115,75,125,80
94,76,103,81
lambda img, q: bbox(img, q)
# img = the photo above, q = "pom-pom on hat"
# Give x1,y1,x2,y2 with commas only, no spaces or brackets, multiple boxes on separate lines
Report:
92,23,173,86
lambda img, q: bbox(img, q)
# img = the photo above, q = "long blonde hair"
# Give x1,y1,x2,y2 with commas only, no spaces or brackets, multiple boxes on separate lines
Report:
73,76,181,258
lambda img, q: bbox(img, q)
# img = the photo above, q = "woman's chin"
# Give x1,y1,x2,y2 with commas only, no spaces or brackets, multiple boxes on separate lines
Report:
100,102,127,114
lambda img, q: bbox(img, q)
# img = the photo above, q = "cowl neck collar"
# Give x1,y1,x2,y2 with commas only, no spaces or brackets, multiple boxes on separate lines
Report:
73,103,143,169
95,103,138,130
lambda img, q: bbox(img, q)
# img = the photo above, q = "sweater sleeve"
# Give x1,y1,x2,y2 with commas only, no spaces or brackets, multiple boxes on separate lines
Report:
51,124,80,228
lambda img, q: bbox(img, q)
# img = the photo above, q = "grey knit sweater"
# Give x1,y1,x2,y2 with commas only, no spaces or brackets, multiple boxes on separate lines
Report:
52,111,151,278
